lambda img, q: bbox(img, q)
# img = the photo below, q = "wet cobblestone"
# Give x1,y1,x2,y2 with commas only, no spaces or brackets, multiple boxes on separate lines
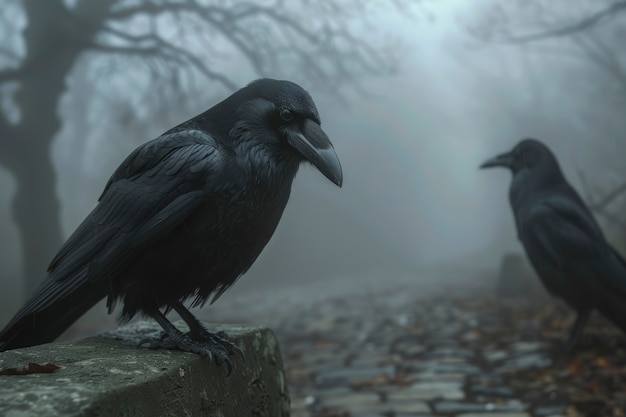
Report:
260,287,626,417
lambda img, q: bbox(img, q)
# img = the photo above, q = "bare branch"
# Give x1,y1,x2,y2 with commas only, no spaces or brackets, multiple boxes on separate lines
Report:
569,33,626,93
578,168,626,231
108,1,218,19
590,182,626,211
89,32,238,90
578,168,595,202
498,1,626,43
594,208,626,231
107,0,268,73
98,24,158,45
103,0,398,97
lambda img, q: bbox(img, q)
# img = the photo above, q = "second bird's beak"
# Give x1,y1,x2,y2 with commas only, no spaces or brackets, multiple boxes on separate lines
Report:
480,151,514,170
286,119,343,187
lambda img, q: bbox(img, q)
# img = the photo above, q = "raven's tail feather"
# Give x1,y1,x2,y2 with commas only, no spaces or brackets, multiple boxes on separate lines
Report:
0,271,107,351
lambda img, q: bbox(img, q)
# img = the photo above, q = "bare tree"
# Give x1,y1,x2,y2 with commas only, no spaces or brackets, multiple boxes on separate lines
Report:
0,0,412,295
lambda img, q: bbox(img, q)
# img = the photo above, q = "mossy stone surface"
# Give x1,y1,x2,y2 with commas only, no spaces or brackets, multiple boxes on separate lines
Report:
0,322,289,417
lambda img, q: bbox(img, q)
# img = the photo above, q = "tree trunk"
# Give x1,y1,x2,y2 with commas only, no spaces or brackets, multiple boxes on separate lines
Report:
0,0,114,296
9,141,63,296
9,53,75,294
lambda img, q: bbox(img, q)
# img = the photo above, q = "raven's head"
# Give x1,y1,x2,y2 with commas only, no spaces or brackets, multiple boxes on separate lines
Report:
224,78,342,187
480,138,567,208
479,138,560,176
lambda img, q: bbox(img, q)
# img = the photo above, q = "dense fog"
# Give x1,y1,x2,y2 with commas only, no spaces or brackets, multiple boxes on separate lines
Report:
1,0,625,333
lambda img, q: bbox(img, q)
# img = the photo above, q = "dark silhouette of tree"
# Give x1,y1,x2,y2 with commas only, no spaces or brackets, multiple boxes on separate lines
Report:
0,0,411,296
473,1,626,43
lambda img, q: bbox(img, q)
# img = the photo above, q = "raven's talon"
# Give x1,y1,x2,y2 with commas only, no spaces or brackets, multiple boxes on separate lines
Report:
138,325,243,373
217,334,242,355
219,339,244,358
142,331,239,372
189,328,244,362
231,343,245,359
198,348,214,361
213,352,234,376
200,332,241,373
223,357,234,376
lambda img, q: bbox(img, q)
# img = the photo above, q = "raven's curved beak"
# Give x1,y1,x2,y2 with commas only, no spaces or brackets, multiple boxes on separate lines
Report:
286,119,343,187
480,151,513,169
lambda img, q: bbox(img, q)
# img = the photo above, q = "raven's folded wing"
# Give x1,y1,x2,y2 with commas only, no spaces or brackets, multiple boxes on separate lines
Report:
526,195,626,294
9,130,223,326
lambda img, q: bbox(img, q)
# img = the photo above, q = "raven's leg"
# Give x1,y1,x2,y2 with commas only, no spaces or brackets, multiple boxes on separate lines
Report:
565,309,590,352
138,309,235,374
172,301,244,359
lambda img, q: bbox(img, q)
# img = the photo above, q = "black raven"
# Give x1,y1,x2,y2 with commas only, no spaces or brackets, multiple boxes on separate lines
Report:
481,138,626,350
0,79,343,370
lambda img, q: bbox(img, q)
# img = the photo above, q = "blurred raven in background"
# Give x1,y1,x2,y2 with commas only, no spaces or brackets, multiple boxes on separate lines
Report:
0,79,343,371
481,139,626,350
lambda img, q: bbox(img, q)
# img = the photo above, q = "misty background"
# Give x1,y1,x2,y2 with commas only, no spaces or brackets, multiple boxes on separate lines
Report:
1,1,625,330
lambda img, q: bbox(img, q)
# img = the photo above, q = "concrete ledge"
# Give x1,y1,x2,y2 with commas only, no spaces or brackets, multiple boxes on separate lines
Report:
0,322,290,417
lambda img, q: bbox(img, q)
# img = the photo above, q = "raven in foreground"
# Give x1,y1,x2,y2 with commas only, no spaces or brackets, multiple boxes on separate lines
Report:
481,139,626,350
0,79,343,370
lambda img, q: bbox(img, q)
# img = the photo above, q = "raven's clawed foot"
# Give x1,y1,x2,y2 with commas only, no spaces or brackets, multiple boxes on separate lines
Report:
138,329,242,375
192,328,245,361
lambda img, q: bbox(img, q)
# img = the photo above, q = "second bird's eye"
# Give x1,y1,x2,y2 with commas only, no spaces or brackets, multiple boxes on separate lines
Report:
279,108,293,122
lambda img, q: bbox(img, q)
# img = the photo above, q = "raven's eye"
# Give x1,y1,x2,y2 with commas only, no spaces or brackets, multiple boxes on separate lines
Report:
279,108,293,122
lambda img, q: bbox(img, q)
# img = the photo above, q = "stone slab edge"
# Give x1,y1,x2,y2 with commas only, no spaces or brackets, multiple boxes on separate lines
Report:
0,322,289,417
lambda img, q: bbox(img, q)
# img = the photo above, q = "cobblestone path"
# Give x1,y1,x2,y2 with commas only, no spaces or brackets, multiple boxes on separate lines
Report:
256,286,626,417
